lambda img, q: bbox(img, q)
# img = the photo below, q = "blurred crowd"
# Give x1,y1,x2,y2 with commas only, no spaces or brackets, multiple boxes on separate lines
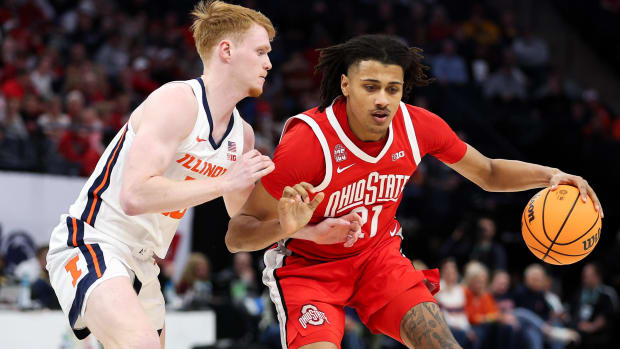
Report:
1,0,619,348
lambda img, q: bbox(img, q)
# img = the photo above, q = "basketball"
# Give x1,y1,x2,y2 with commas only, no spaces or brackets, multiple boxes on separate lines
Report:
521,185,602,265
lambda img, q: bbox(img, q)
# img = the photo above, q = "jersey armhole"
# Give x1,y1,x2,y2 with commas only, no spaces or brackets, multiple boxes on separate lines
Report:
282,114,332,191
173,80,204,152
399,102,422,165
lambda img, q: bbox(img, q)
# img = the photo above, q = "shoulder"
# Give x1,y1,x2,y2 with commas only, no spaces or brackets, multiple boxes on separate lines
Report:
137,82,198,138
241,119,255,152
404,104,445,123
145,82,197,118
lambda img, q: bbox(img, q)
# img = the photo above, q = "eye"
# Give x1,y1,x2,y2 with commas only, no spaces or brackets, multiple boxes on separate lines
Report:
364,85,377,92
388,86,400,94
257,49,266,56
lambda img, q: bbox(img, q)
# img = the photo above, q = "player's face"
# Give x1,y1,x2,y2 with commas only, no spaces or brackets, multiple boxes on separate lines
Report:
341,60,404,141
232,24,272,97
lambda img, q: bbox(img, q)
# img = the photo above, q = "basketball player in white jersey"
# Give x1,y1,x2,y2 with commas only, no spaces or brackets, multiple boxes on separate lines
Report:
46,2,276,348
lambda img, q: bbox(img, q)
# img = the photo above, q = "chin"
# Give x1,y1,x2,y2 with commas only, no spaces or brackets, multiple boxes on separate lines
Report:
248,86,263,97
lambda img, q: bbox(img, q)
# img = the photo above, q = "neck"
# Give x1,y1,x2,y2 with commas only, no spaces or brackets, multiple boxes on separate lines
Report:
200,71,247,122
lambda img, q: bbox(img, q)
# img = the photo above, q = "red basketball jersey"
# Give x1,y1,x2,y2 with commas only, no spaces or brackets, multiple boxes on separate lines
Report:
262,97,466,260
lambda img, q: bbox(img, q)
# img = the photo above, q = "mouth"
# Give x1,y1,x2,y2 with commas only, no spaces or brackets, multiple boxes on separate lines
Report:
371,110,389,123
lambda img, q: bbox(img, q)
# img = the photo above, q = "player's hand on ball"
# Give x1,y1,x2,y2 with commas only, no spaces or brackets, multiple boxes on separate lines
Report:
549,172,603,218
311,212,364,247
223,149,274,192
278,182,325,236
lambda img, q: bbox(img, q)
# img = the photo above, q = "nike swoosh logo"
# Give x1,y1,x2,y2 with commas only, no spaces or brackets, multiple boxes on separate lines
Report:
196,136,208,143
389,227,398,236
336,164,355,174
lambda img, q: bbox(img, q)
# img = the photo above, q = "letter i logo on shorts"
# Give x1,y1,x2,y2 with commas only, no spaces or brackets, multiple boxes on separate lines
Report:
298,304,329,329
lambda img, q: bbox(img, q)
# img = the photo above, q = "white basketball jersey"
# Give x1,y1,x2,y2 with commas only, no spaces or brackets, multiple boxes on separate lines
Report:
66,78,244,257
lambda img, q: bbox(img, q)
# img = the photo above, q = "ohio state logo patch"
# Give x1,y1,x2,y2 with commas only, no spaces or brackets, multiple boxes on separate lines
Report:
334,144,347,163
298,304,329,329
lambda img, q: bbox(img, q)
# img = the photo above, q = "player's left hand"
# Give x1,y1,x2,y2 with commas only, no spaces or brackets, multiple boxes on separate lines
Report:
549,172,603,218
278,182,325,236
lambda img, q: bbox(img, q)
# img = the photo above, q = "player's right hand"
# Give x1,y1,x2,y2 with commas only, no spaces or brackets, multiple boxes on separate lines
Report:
223,149,274,192
278,182,324,236
309,212,364,247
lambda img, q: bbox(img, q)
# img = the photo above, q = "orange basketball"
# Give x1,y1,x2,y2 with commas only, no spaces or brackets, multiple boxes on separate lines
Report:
521,185,602,265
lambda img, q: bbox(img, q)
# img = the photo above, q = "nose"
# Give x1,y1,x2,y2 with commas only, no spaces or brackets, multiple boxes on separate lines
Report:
375,91,389,108
264,56,272,71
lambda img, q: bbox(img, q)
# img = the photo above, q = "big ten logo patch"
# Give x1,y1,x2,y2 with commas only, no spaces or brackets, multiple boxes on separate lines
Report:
334,144,347,163
298,304,329,328
392,150,405,161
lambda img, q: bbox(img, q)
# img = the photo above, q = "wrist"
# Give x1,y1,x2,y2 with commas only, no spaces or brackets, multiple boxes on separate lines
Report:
290,225,313,240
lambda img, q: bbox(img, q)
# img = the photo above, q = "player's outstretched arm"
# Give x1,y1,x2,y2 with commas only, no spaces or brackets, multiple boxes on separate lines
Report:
120,83,273,216
447,144,603,217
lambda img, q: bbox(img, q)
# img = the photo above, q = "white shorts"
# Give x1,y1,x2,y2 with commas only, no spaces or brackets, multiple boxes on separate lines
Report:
46,215,165,339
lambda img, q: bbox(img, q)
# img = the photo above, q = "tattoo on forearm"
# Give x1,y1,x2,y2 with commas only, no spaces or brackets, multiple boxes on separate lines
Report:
401,302,460,349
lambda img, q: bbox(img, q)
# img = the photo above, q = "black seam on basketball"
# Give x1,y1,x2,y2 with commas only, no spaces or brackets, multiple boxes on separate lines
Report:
552,212,600,246
541,192,580,261
522,211,551,250
526,244,562,264
542,190,552,242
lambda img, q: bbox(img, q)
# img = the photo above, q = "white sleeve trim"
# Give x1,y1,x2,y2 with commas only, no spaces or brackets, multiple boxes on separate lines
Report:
280,114,332,192
400,102,422,165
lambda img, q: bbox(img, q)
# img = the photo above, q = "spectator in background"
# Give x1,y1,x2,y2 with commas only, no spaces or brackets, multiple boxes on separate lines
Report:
513,264,579,349
31,245,60,309
65,89,85,121
469,216,507,272
1,97,28,140
38,96,70,140
342,307,366,349
30,55,56,99
569,263,619,349
428,5,454,43
436,258,474,348
440,220,474,267
462,4,501,47
483,49,527,102
432,39,469,85
1,68,33,101
512,28,550,69
463,261,517,349
0,255,6,286
176,252,213,309
57,107,103,176
0,97,37,170
490,270,517,321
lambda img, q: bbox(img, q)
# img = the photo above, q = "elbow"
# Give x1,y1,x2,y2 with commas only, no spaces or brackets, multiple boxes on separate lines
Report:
225,219,243,253
120,190,142,216
225,231,242,253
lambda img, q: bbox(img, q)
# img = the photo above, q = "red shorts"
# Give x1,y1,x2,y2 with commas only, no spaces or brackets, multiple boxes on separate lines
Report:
262,236,439,349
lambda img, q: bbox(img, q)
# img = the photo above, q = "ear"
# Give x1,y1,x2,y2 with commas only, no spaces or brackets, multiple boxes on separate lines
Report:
217,39,233,62
341,74,350,97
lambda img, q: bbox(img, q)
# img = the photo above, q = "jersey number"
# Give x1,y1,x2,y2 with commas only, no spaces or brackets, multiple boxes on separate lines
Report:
350,205,383,238
162,176,195,219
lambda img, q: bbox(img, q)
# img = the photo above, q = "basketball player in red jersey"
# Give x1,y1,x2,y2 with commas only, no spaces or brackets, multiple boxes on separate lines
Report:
226,35,603,349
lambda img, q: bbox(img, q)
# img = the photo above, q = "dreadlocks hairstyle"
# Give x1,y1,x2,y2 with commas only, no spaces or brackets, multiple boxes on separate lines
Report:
315,34,433,111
